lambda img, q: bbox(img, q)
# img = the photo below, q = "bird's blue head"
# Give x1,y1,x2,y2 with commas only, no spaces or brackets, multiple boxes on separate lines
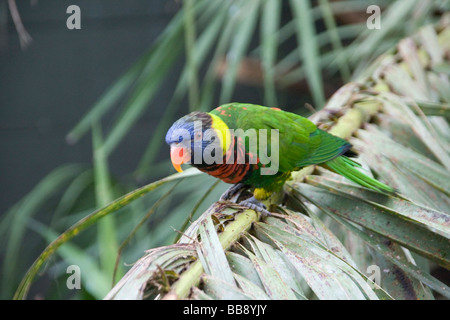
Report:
165,111,230,172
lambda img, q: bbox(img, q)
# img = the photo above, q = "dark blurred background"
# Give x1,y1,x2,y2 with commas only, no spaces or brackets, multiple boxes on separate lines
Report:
0,0,179,215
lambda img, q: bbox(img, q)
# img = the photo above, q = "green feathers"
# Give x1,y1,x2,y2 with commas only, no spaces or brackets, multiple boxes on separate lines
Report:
324,156,395,193
210,103,394,194
294,129,352,168
167,103,394,198
210,103,354,170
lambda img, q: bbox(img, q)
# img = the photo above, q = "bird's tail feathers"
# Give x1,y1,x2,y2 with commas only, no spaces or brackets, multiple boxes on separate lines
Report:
324,156,395,194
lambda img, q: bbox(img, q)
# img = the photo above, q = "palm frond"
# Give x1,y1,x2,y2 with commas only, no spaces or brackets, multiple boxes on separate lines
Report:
104,17,450,300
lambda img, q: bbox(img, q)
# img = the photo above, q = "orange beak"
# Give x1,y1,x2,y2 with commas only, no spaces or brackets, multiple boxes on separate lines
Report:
170,145,190,173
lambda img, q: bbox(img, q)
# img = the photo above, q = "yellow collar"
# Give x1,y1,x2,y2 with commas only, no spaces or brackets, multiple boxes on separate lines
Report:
209,114,231,155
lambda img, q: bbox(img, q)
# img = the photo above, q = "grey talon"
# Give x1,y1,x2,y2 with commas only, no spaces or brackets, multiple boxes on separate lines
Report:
220,183,249,201
239,196,271,216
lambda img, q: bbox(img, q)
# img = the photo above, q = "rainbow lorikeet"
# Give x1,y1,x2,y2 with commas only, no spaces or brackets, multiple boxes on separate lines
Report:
165,103,393,213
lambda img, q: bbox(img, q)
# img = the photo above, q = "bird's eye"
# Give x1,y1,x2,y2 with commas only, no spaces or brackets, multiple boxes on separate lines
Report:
178,135,183,143
195,131,202,140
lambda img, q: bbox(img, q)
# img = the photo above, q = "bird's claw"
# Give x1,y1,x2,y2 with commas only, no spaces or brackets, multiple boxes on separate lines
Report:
239,196,272,216
220,183,249,202
220,184,272,216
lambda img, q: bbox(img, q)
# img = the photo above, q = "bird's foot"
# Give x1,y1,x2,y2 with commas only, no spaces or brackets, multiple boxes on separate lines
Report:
220,183,249,202
239,196,272,216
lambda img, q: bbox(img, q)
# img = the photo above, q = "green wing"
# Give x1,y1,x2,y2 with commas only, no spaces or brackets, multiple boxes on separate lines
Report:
302,129,351,166
213,103,350,172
